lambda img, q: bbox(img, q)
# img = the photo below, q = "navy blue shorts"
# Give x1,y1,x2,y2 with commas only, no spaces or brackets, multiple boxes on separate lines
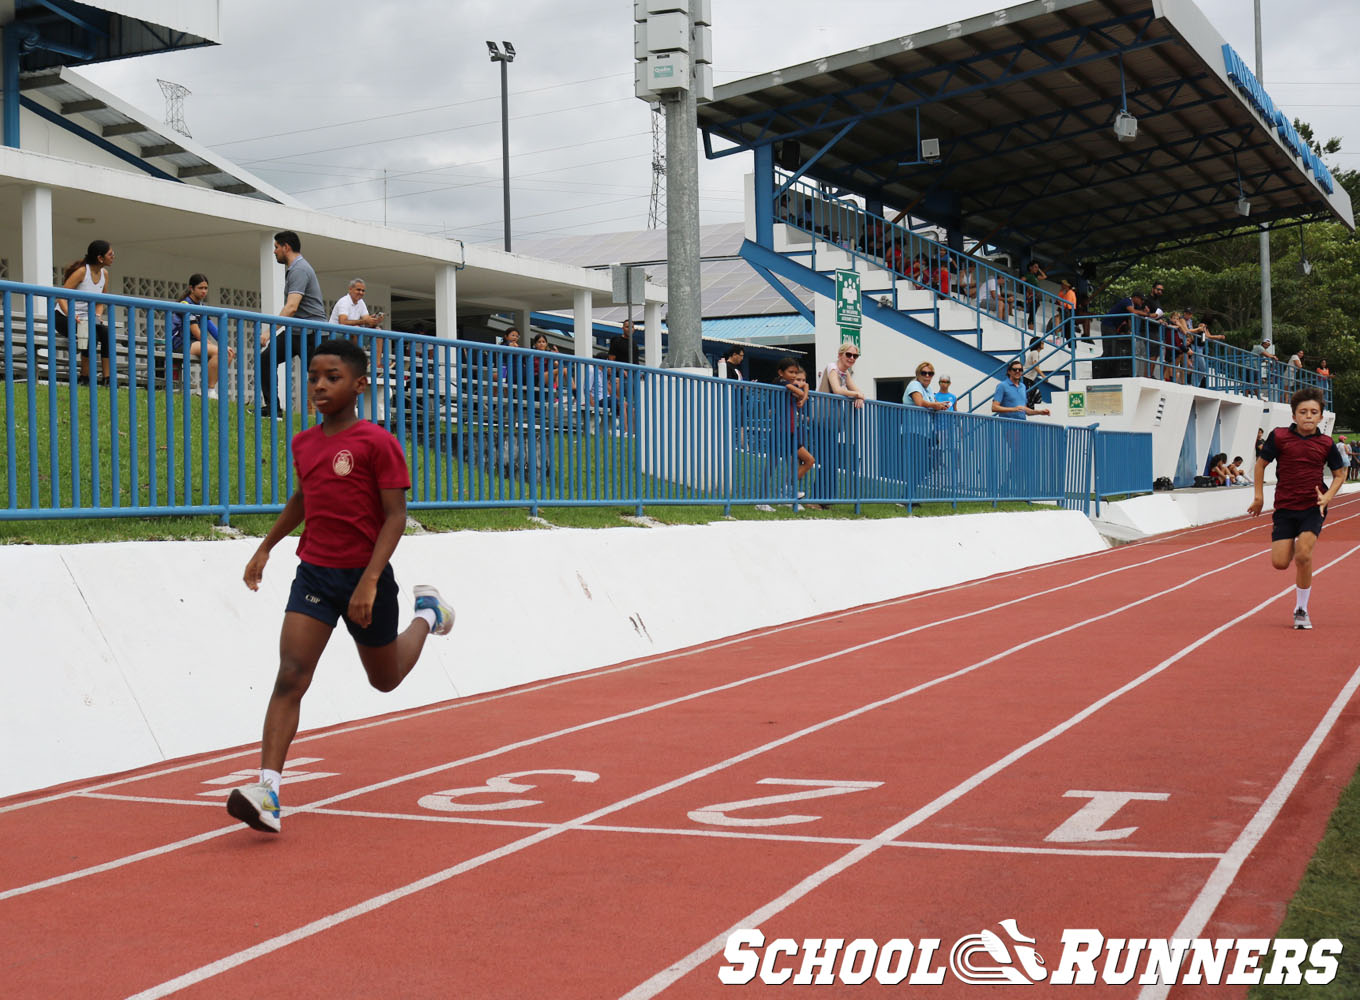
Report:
1272,506,1325,542
286,561,400,647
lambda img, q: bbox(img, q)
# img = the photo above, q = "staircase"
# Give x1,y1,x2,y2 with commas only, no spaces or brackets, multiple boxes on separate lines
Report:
749,174,1103,409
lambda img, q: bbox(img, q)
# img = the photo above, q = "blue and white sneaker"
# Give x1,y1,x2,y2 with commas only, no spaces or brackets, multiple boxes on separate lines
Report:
226,781,281,834
413,585,456,636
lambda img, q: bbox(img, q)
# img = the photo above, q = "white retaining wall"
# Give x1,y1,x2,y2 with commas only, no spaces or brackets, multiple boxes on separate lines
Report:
1,510,1105,799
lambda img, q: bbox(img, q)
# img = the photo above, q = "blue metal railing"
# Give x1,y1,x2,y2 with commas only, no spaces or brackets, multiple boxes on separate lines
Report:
775,174,1074,349
1093,430,1155,517
0,279,1153,520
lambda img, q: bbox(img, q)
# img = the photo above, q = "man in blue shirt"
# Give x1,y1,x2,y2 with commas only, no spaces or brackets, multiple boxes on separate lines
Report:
992,360,1050,419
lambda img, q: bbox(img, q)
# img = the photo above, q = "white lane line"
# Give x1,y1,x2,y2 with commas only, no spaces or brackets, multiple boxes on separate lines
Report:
78,795,1222,860
120,544,1286,1000
618,540,1360,1000
1136,660,1360,1000
0,524,1313,901
0,500,1281,817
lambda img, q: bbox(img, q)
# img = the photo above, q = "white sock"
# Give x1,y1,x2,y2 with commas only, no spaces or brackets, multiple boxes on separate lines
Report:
260,769,282,793
1295,587,1311,612
416,608,438,630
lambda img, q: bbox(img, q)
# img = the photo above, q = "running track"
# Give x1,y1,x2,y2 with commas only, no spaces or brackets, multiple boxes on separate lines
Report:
4,497,1360,998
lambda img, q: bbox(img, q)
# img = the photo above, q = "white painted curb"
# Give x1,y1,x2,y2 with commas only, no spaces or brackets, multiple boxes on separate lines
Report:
2,510,1106,799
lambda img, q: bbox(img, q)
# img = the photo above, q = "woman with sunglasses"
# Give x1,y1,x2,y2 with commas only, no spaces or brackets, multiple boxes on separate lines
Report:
818,341,866,409
905,361,950,411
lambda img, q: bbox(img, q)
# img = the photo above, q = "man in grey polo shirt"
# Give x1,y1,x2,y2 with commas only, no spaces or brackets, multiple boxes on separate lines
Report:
257,230,326,415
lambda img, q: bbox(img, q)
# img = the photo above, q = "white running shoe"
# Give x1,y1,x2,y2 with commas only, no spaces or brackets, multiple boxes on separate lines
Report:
413,585,456,636
1293,608,1313,630
226,781,281,833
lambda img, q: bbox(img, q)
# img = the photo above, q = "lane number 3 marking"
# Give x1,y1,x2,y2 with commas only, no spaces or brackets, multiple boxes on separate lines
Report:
419,769,600,813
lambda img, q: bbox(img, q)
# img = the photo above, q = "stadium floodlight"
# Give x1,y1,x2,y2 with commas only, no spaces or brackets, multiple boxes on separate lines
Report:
503,41,516,59
486,40,500,58
1113,110,1138,142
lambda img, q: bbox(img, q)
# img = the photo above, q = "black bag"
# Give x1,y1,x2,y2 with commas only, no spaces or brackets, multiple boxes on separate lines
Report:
1153,476,1174,492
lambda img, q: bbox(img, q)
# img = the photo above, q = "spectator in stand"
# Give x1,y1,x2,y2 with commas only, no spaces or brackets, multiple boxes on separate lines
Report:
776,358,816,505
932,250,951,299
1251,337,1277,399
1288,349,1304,391
1254,427,1266,462
329,279,384,332
168,273,234,400
977,271,1008,321
992,359,1051,419
1100,291,1148,374
1316,358,1330,379
54,239,116,386
257,230,326,417
529,331,561,393
1023,261,1047,330
1075,265,1094,341
716,346,745,380
1184,308,1221,388
819,341,867,409
905,362,949,411
934,375,957,411
1053,278,1077,341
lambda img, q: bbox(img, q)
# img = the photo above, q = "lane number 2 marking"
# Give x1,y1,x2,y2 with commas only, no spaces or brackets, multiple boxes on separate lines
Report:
418,769,600,812
689,778,883,827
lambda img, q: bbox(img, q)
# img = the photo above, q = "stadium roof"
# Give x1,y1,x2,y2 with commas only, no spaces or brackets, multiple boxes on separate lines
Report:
0,1,219,69
697,0,1355,264
17,67,296,204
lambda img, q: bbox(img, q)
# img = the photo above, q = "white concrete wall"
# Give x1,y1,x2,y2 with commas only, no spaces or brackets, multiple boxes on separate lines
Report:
0,510,1106,799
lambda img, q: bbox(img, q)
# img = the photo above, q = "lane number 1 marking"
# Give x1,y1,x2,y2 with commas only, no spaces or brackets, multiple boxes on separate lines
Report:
1044,789,1171,842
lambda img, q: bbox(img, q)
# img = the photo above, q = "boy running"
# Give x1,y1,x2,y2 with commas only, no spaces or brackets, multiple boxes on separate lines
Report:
228,338,454,833
1247,386,1349,630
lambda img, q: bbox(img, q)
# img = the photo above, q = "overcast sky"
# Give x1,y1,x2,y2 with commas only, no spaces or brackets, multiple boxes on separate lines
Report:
80,0,1360,248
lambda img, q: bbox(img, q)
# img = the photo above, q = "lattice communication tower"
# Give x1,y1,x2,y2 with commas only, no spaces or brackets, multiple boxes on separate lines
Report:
647,103,666,229
157,79,192,139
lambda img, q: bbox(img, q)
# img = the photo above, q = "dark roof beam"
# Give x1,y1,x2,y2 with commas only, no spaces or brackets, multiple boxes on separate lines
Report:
177,164,223,179
140,142,184,158
101,121,145,137
60,98,105,114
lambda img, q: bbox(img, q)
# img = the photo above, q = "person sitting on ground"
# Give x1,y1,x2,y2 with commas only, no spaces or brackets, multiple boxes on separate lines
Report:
168,273,235,400
1228,456,1251,485
1210,453,1232,487
819,341,867,409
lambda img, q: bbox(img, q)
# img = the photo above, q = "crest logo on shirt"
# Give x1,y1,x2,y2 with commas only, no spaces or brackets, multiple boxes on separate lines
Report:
332,449,354,477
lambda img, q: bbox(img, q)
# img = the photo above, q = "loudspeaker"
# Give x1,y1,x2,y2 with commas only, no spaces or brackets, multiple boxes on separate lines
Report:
778,141,800,171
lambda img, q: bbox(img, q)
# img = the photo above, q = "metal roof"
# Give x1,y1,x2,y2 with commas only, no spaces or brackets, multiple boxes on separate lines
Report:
17,67,299,205
516,222,811,321
697,0,1354,265
2,1,219,69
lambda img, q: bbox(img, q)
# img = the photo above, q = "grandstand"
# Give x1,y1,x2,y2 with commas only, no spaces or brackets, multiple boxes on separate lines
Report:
699,0,1354,485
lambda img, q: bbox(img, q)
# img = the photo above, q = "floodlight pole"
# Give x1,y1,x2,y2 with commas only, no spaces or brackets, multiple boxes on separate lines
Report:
488,41,516,252
662,81,705,369
1254,0,1272,343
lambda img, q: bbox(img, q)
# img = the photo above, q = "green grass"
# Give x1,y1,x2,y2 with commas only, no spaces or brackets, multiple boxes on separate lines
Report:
1250,764,1360,998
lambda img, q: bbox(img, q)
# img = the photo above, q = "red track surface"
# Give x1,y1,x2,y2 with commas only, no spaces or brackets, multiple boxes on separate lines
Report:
4,499,1360,998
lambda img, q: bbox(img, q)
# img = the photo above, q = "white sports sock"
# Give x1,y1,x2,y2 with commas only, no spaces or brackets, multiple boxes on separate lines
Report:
1295,587,1311,612
260,769,282,793
416,608,438,630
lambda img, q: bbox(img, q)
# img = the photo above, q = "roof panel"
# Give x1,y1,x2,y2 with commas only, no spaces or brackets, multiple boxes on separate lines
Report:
699,0,1353,263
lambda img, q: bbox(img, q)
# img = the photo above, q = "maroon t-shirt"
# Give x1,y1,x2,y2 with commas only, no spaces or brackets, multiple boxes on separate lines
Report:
292,420,411,568
1260,424,1345,511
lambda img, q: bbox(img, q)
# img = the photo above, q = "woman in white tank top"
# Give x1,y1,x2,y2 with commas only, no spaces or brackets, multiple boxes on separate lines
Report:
56,239,115,385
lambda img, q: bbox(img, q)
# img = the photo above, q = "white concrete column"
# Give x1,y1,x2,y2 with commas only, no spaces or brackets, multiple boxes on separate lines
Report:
572,289,593,358
644,300,663,368
514,307,532,339
434,263,458,339
259,233,282,317
21,186,53,314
